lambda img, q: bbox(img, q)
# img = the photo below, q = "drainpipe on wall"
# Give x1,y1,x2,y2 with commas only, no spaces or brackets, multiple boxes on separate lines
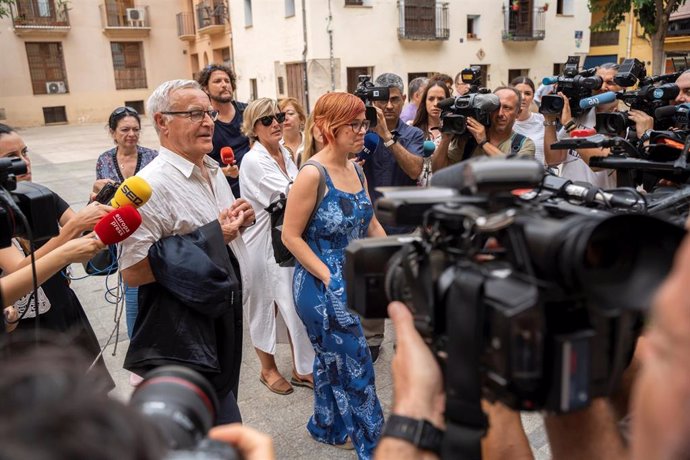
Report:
328,0,335,91
302,0,310,111
626,5,634,59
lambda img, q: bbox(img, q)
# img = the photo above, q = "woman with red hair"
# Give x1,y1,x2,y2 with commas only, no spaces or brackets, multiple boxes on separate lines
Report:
282,92,385,458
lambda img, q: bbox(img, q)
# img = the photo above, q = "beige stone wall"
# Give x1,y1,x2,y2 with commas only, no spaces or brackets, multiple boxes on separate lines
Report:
229,0,592,108
0,0,190,128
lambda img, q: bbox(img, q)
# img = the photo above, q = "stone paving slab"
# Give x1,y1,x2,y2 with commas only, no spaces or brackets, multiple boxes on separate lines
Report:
18,122,551,460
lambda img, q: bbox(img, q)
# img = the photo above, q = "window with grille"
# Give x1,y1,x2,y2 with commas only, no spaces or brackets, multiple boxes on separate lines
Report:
43,106,67,124
25,42,69,95
111,42,147,90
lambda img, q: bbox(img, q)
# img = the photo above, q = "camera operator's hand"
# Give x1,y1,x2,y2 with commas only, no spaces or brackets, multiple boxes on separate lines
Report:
466,117,488,146
628,109,654,139
388,301,445,428
559,92,574,126
373,105,392,140
209,424,275,460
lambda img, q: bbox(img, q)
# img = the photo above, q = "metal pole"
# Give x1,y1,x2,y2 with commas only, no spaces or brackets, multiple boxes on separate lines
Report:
301,0,310,111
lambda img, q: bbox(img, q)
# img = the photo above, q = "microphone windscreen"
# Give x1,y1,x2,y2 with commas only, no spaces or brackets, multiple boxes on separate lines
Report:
110,176,152,209
655,105,678,119
579,91,617,109
364,132,379,151
94,205,142,245
422,140,436,157
220,146,235,164
357,133,380,160
542,76,559,85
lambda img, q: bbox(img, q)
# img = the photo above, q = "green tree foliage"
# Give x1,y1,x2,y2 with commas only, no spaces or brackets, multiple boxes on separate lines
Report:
0,0,15,18
588,0,688,74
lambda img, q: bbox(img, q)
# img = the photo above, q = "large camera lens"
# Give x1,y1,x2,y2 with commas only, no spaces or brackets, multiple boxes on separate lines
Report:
129,366,219,450
522,214,684,313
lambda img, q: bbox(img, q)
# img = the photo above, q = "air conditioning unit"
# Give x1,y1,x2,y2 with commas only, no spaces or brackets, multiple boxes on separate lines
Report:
126,7,146,26
46,81,67,94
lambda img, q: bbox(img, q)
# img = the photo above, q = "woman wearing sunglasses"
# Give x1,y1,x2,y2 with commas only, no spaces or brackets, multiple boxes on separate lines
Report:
282,92,386,458
238,98,315,396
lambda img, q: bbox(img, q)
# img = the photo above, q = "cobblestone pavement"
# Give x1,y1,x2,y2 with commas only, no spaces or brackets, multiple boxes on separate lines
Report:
17,121,551,459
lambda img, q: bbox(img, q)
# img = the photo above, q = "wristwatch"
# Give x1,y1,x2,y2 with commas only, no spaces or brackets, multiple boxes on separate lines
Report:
563,119,577,132
543,119,558,127
384,130,400,148
381,414,444,454
478,139,489,148
640,129,653,143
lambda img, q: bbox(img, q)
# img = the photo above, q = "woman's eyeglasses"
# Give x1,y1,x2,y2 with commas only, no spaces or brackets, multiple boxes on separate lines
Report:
348,120,371,133
258,112,286,127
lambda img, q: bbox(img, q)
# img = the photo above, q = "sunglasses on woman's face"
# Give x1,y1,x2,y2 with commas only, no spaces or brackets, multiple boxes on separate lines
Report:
259,112,286,127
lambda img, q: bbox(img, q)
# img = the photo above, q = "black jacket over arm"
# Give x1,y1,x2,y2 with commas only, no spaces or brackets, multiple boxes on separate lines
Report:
123,220,243,399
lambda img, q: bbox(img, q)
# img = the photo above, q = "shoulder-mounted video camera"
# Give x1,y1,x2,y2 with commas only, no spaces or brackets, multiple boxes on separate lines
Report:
540,56,603,117
353,75,389,128
0,158,57,248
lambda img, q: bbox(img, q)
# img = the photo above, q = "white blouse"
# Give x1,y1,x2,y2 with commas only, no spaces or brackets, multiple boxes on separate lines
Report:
238,141,314,374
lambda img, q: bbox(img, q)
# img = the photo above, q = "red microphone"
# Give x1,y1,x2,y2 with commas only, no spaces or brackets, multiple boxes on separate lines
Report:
220,146,235,165
93,205,142,245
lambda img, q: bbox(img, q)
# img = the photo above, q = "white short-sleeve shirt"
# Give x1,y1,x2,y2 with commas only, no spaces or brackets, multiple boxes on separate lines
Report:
119,146,251,303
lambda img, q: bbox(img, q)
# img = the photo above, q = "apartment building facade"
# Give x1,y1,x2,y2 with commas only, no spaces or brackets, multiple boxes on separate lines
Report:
174,0,234,79
0,0,189,127
227,0,592,110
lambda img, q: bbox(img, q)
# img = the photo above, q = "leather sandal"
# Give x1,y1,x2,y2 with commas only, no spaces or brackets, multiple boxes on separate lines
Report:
334,438,354,450
260,374,294,395
290,372,314,390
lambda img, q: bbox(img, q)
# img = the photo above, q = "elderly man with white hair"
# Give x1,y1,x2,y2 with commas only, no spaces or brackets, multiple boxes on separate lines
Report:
120,79,255,424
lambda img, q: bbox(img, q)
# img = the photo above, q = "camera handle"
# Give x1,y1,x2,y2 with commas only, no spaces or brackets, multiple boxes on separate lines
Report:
441,266,488,460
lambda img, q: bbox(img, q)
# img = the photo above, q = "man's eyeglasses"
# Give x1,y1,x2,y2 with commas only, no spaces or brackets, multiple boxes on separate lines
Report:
348,120,371,133
258,112,286,127
161,109,219,122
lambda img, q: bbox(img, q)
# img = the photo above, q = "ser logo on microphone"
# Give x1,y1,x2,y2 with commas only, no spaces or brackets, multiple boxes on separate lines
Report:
121,184,144,207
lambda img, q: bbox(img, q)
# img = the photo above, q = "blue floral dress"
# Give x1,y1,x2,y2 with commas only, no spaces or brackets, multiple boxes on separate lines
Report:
293,162,384,460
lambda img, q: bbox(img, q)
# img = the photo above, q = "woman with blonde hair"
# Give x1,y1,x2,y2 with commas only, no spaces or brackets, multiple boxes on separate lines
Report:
278,97,307,166
239,98,315,396
282,92,385,458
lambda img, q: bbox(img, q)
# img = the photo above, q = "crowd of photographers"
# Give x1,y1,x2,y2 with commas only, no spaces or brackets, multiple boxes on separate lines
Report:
2,54,690,460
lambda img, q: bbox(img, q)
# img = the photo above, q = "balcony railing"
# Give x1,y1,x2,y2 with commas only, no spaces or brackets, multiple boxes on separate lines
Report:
590,30,619,46
502,5,545,41
196,0,227,33
11,0,70,31
100,2,150,28
177,12,195,39
397,1,449,41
